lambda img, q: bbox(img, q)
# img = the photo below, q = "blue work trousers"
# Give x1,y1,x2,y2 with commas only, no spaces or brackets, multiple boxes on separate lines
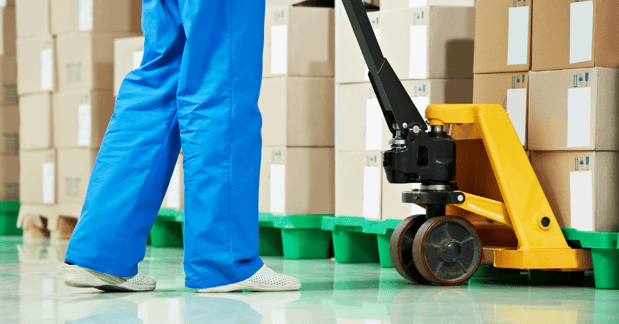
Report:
65,0,266,289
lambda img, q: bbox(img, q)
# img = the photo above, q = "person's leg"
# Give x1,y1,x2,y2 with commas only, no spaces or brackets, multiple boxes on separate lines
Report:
64,0,185,277
175,0,266,289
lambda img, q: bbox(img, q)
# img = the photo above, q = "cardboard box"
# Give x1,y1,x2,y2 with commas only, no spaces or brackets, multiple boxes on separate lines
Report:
15,0,50,40
473,72,529,147
474,0,532,74
114,36,144,96
1,1,15,8
532,0,619,71
0,155,18,201
51,0,142,35
57,148,97,205
259,77,334,147
0,55,17,105
0,105,18,154
16,35,56,95
19,93,53,150
20,149,56,204
259,147,334,215
56,32,138,92
531,151,619,232
382,179,426,220
336,12,380,84
162,153,184,210
381,0,475,10
336,150,383,218
263,0,334,78
337,79,473,151
52,90,115,149
0,5,15,56
529,68,619,151
381,6,475,80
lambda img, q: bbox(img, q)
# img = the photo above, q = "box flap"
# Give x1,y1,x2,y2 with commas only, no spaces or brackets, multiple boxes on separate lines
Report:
267,0,334,9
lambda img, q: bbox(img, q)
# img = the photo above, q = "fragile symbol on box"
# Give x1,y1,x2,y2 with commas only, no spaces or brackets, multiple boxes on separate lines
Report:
65,177,81,197
3,133,18,153
3,182,18,201
573,73,590,88
574,156,590,171
66,64,83,83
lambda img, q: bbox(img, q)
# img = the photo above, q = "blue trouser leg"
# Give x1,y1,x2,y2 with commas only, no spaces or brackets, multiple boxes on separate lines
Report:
177,0,266,288
64,0,185,277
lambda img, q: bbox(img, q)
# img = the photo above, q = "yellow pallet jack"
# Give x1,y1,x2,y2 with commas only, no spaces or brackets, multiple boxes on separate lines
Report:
341,0,592,285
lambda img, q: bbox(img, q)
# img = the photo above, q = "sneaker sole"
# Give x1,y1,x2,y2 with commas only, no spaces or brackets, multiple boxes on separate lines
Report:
195,281,301,293
63,265,155,292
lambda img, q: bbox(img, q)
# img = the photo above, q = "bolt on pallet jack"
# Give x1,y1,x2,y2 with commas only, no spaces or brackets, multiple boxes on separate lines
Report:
341,0,593,285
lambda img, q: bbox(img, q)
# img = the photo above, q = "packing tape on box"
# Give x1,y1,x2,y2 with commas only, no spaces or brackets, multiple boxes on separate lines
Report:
363,165,381,219
567,87,591,148
270,164,286,214
570,1,593,64
507,6,529,66
570,170,593,232
271,26,288,75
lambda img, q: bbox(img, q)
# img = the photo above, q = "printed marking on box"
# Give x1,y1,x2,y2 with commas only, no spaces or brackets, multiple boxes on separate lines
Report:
507,6,529,66
570,170,593,232
567,87,591,148
363,165,381,219
271,26,288,75
570,1,594,64
409,25,428,79
366,98,383,150
270,165,286,214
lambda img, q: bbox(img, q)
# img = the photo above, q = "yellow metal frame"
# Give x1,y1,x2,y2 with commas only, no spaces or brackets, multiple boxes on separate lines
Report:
426,104,592,270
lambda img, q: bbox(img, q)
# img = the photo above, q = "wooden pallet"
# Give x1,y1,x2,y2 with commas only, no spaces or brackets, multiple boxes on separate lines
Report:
17,204,82,240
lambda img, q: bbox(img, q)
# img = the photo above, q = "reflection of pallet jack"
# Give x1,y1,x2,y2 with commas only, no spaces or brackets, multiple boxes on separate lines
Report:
341,0,592,285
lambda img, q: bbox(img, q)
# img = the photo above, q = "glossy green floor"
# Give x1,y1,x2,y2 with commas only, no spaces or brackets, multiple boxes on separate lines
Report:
1,236,618,323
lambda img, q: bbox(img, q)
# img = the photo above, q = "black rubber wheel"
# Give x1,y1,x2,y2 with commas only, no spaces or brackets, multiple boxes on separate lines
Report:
390,215,431,284
413,216,482,286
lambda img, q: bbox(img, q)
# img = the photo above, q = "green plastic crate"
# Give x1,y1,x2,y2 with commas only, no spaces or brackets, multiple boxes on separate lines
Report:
258,213,283,256
272,215,332,260
0,202,21,236
363,219,401,268
322,217,379,263
149,208,183,248
562,228,619,289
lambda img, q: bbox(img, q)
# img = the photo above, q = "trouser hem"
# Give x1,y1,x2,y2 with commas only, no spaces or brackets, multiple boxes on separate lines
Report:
185,258,264,289
64,254,139,278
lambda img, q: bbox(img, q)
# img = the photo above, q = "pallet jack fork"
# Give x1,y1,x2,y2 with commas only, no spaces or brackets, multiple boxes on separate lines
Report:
340,0,592,285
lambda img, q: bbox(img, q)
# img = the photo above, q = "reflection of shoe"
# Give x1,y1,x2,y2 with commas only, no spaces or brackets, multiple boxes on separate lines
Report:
63,264,156,292
196,265,301,293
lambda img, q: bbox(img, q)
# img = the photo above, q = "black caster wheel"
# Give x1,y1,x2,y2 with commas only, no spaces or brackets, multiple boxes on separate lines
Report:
390,215,431,284
413,216,482,286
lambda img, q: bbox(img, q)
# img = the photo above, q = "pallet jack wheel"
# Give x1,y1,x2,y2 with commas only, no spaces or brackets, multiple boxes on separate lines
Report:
412,216,482,286
390,215,431,284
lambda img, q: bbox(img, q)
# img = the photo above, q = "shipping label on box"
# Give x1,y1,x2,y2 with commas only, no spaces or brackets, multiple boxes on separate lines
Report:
162,153,184,210
17,36,56,95
16,0,50,40
382,6,475,80
260,147,334,215
473,72,529,148
263,0,334,78
338,79,472,152
114,36,144,96
20,149,56,204
531,151,619,232
336,151,383,218
474,0,532,74
380,0,475,10
529,68,619,151
53,90,115,149
533,0,619,71
258,76,334,147
19,93,53,150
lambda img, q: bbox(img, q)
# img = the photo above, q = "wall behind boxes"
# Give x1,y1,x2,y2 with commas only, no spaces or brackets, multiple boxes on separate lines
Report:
16,0,142,231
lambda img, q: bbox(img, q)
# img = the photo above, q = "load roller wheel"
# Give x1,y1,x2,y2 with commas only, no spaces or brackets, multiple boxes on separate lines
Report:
413,216,482,286
390,215,430,284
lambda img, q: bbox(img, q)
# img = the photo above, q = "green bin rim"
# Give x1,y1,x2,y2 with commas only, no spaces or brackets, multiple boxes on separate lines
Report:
321,216,367,231
272,214,330,229
562,228,619,249
363,219,402,234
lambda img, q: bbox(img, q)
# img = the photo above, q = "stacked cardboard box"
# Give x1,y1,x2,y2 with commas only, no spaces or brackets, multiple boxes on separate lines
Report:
258,0,335,216
0,0,18,203
17,0,141,217
336,1,474,220
527,0,619,232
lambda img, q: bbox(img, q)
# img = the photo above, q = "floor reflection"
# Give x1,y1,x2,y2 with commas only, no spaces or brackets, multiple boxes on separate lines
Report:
1,236,618,324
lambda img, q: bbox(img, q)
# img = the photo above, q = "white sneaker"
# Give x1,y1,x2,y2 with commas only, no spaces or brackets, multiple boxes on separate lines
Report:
195,265,301,293
63,264,156,292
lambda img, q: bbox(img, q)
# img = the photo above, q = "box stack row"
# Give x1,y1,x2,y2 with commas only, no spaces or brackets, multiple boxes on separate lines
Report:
474,0,619,233
17,0,141,224
257,0,335,217
335,0,475,220
0,0,18,203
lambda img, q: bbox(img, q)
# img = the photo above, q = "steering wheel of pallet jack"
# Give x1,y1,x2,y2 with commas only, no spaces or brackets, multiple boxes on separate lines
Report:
390,215,431,284
413,216,482,286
